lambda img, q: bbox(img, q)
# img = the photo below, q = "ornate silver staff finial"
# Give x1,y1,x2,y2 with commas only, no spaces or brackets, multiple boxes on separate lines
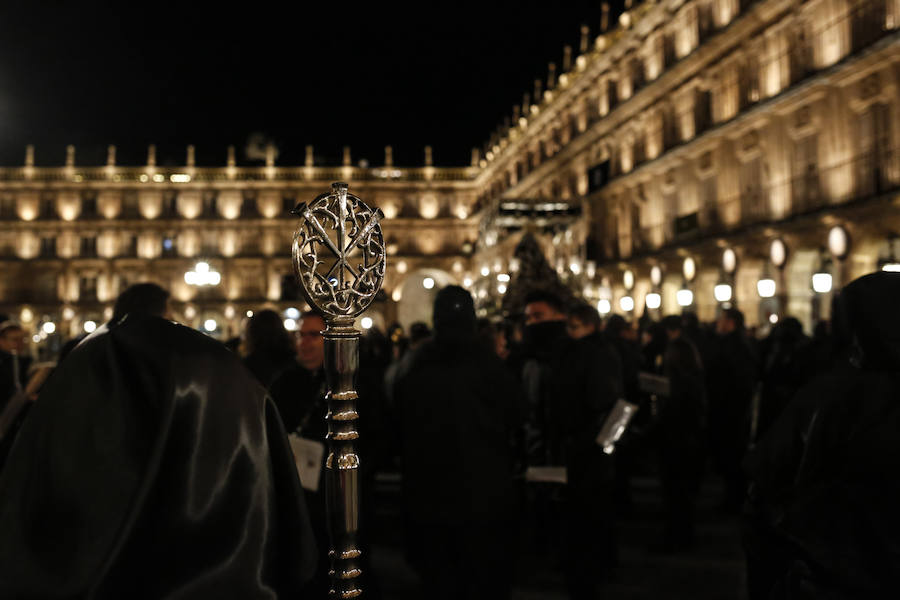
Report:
291,182,385,599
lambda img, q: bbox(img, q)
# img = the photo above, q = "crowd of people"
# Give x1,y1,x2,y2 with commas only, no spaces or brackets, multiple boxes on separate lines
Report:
0,272,898,599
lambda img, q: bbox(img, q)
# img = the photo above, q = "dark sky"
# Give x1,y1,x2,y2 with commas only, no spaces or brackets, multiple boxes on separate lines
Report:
0,1,623,167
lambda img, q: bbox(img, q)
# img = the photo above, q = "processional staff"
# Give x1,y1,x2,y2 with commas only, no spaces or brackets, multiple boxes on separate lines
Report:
291,182,385,599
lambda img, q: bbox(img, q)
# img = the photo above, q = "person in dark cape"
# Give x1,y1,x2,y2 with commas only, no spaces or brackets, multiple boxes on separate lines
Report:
0,314,317,599
394,286,523,599
744,272,900,599
242,309,298,389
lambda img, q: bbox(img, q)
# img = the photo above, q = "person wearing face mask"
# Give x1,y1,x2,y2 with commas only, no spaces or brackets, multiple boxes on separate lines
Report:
519,291,623,598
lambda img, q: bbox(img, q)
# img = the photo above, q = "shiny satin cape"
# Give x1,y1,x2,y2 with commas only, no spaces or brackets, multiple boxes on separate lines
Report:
0,316,317,599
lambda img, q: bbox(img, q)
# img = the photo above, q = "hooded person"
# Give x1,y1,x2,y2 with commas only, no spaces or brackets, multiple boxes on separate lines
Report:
743,272,900,599
393,285,523,600
0,314,317,599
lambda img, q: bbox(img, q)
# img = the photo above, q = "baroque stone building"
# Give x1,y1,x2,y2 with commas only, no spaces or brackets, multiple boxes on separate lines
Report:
2,0,899,341
474,0,900,330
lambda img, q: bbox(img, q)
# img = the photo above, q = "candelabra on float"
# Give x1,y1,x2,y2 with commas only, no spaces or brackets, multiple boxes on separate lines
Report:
291,182,385,599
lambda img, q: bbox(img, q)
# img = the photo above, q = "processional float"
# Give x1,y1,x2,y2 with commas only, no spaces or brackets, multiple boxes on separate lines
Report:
291,182,385,598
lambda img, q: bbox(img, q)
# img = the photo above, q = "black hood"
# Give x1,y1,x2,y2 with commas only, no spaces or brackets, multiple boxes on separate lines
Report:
432,285,476,344
836,271,900,371
0,315,316,598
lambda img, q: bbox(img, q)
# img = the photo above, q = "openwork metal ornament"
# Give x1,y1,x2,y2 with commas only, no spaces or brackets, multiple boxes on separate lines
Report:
291,182,385,599
291,182,385,323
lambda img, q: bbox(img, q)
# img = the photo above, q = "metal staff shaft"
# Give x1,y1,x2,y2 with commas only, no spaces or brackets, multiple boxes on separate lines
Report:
323,324,363,599
291,182,385,599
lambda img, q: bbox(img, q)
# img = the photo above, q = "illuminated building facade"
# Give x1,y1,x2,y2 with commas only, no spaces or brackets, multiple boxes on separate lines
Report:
0,144,480,338
474,0,900,330
2,0,900,341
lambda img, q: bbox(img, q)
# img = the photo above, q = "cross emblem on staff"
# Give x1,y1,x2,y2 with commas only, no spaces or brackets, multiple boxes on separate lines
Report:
291,182,386,321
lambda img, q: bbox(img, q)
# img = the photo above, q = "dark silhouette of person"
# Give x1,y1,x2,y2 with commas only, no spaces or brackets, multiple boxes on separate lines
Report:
394,286,522,599
269,310,330,597
744,272,900,599
111,282,172,322
0,321,32,468
654,315,706,551
242,309,297,389
756,317,811,439
520,291,622,598
0,314,317,598
706,307,758,511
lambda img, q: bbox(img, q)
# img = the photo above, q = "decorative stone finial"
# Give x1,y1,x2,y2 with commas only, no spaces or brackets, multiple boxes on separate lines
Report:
227,145,236,168
147,145,157,167
548,62,557,88
187,145,195,168
580,25,590,53
343,146,352,167
25,145,34,168
107,145,116,167
471,148,480,167
66,145,75,168
265,143,275,168
305,145,314,168
601,3,610,32
563,46,573,71
424,145,433,167
384,145,393,167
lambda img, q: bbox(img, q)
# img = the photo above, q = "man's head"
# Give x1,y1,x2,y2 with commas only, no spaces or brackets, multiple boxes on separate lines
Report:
662,315,683,340
567,302,602,339
0,322,25,354
297,310,326,372
716,307,745,335
244,309,294,356
408,322,431,350
113,283,172,322
523,291,566,326
432,286,476,342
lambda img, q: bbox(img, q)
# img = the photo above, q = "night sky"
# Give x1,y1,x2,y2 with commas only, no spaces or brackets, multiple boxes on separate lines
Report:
0,1,624,167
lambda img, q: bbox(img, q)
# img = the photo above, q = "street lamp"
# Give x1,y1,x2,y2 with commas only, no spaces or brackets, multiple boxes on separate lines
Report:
645,292,661,309
597,299,611,315
184,261,221,286
812,270,833,294
757,278,776,298
676,287,694,307
714,283,733,302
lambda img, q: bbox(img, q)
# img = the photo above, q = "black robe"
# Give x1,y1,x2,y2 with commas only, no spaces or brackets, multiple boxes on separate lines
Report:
0,316,316,599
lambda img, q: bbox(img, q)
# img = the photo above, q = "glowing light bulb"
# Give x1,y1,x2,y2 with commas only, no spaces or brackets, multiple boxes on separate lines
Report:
645,293,661,309
812,272,833,294
757,278,776,298
714,284,733,302
676,289,694,307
